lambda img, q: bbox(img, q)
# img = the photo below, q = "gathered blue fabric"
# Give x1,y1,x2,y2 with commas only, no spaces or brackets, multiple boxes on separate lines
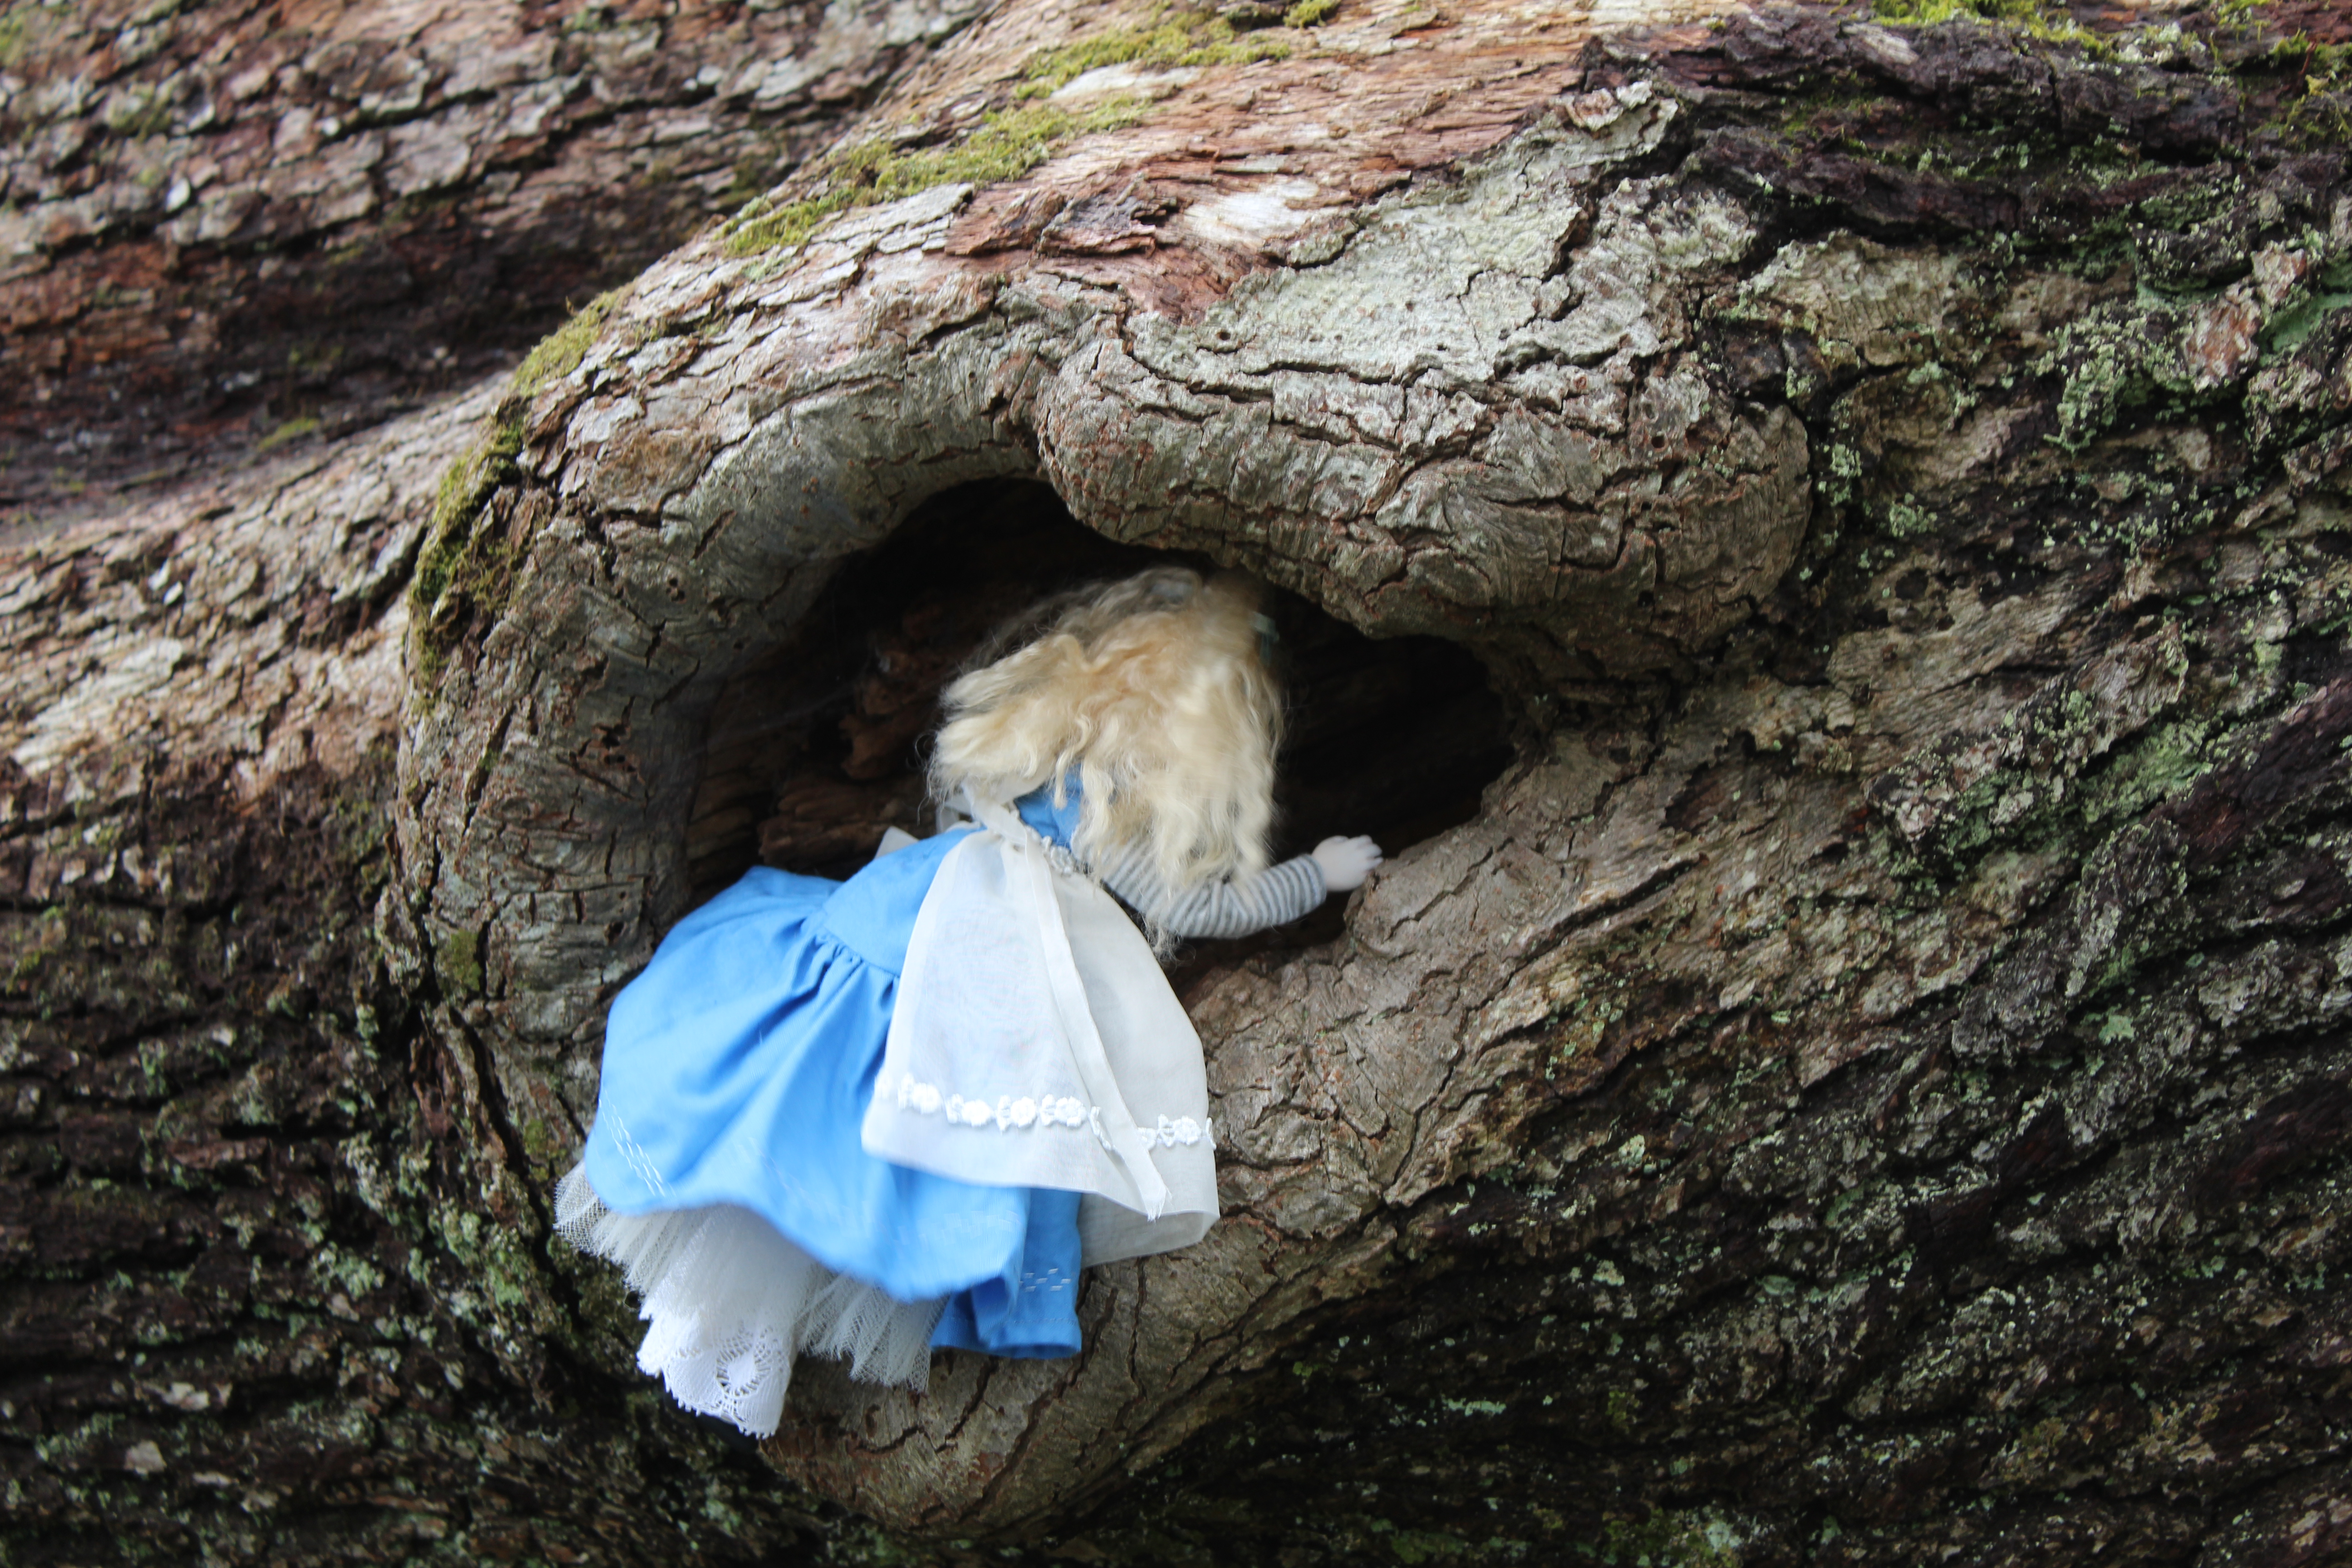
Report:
580,781,1096,1361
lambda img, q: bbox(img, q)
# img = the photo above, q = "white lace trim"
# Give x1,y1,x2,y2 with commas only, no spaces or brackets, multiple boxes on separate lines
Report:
882,1069,1212,1151
554,1166,941,1438
1138,1112,1213,1151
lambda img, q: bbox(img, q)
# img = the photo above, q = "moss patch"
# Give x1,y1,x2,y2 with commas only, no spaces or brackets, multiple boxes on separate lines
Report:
412,420,523,612
434,928,484,996
1585,1508,1751,1567
406,288,629,687
407,418,524,686
2272,34,2352,148
1870,0,2110,51
1013,13,1294,97
725,15,1293,259
507,287,627,408
727,97,1152,257
253,415,320,453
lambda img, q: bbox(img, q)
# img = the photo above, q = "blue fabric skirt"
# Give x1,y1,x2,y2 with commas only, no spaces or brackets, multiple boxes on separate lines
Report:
580,833,1083,1359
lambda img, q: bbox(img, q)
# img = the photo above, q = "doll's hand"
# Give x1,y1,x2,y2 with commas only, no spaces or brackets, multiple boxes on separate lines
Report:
1312,835,1384,893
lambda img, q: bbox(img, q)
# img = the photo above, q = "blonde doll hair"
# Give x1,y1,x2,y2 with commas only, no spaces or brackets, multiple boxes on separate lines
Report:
930,568,1281,892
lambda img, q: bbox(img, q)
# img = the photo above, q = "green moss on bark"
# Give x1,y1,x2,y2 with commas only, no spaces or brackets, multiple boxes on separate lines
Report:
724,15,1292,259
1868,0,2110,52
725,98,1152,257
407,287,629,688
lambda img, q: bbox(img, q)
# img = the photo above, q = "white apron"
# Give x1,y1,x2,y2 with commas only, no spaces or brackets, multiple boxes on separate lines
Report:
860,795,1218,1264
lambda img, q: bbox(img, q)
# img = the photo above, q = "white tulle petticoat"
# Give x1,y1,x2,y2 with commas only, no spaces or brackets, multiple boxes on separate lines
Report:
553,1166,941,1438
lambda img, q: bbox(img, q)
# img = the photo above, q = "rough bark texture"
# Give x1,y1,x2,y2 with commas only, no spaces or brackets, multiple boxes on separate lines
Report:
1,0,980,515
9,0,2352,1563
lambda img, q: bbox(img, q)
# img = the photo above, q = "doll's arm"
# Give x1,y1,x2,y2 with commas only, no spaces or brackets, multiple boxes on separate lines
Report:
1096,836,1382,939
1099,847,1323,938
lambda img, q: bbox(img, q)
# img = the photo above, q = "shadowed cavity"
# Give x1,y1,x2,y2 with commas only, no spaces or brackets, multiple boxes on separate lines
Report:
679,481,1515,973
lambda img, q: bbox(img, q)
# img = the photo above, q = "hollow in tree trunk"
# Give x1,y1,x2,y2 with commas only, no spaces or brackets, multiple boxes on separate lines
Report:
5,0,2352,1563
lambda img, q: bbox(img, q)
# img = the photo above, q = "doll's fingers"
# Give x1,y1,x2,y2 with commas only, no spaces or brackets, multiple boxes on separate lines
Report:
1313,836,1380,891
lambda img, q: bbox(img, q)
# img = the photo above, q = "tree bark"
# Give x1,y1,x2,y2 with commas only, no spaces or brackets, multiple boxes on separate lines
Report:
1,0,980,514
8,0,2352,1563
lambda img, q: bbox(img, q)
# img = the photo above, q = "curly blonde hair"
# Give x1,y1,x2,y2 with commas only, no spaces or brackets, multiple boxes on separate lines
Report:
929,568,1281,892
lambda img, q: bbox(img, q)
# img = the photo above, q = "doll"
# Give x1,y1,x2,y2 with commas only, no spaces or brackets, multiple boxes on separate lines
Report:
556,568,1383,1437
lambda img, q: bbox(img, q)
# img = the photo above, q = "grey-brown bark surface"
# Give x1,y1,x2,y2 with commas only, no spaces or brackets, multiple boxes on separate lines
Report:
1,0,979,516
9,0,2352,1563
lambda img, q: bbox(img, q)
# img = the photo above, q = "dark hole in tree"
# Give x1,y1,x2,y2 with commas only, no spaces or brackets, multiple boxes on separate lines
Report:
683,480,1513,966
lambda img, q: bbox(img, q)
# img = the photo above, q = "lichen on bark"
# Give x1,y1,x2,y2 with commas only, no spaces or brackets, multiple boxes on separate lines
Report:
9,0,2352,1563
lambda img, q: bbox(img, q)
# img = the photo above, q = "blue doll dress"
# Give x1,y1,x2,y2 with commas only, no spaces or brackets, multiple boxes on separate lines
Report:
554,790,1105,1438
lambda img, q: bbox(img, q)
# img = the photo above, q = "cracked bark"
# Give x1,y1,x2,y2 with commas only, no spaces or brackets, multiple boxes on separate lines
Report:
8,0,2352,1563
1,0,980,516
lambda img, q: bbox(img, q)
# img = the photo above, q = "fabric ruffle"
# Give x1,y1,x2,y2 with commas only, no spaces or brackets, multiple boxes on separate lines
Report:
555,1166,941,1438
579,858,1038,1304
864,792,1220,1252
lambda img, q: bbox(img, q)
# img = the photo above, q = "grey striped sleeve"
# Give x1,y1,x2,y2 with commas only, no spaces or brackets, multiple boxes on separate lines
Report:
1093,843,1328,939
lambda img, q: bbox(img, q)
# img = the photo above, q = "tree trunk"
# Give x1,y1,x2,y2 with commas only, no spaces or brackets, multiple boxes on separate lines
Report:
8,0,2352,1563
1,0,979,514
